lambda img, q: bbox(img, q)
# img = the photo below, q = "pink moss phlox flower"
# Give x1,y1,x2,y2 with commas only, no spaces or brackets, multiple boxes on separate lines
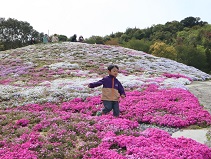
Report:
16,119,30,127
83,147,126,159
154,77,165,83
15,104,44,112
163,73,192,81
0,145,38,159
119,70,129,75
94,115,139,132
61,96,102,114
0,79,12,85
32,124,43,131
0,132,42,159
120,85,211,127
84,128,211,159
60,114,71,120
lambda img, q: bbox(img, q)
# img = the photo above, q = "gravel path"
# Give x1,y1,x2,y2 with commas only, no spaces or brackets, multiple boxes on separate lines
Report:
186,80,211,114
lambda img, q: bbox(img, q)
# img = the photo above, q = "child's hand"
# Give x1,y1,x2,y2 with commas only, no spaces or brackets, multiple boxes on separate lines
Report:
121,95,125,98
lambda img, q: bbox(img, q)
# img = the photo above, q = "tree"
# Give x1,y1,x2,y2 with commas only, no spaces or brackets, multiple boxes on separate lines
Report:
205,48,211,73
58,35,67,41
0,41,4,51
119,34,130,43
164,21,184,33
85,36,104,44
176,29,200,47
0,18,40,50
180,16,207,28
133,30,145,40
121,38,151,53
175,44,207,72
114,32,123,38
149,42,177,60
104,38,119,46
125,27,139,39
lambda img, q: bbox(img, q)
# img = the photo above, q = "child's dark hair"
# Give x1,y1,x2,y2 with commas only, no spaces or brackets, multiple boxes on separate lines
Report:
108,64,119,71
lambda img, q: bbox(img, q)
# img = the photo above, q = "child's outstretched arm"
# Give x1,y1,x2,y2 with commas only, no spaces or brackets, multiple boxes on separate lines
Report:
88,78,104,88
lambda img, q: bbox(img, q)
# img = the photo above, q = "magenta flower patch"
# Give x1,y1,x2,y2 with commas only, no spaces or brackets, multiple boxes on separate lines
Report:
16,119,30,127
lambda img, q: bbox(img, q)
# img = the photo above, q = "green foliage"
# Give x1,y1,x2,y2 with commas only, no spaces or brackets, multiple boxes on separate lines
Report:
177,28,201,47
58,35,67,41
113,32,124,38
205,49,211,73
133,30,145,40
104,38,119,46
0,41,4,51
149,42,177,60
175,44,207,71
85,36,104,44
180,16,207,28
0,18,40,50
119,34,130,43
121,38,151,53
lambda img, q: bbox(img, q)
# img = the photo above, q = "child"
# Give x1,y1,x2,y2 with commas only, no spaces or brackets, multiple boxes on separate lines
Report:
88,65,125,117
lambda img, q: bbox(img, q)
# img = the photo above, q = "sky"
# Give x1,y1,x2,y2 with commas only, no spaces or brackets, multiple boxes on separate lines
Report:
1,0,211,39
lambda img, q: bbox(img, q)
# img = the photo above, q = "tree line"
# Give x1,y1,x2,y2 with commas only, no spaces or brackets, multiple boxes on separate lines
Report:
0,18,69,51
0,17,211,74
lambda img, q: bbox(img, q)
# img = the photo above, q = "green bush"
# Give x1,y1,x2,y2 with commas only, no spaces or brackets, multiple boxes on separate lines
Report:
121,38,151,53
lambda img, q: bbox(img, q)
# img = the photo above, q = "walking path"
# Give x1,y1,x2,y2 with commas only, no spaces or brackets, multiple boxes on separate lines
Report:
186,80,211,114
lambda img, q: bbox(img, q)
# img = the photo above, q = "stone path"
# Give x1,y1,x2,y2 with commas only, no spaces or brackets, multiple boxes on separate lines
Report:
186,80,211,113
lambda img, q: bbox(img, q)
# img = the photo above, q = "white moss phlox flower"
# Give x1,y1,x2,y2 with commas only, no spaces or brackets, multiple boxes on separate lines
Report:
48,62,79,70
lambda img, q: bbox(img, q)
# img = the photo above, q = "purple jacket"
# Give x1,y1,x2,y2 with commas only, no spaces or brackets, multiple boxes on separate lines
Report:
89,75,126,101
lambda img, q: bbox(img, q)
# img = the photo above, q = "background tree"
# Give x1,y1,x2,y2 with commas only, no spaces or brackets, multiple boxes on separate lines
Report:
0,18,40,50
149,42,177,60
119,34,130,43
0,41,4,51
104,38,119,45
175,44,207,72
121,38,151,53
58,35,68,42
205,48,211,73
85,36,104,44
133,29,145,40
113,32,124,38
180,16,207,28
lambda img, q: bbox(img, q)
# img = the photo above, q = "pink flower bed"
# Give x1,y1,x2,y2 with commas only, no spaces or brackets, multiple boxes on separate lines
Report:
120,84,211,127
163,73,192,81
0,85,211,158
84,128,211,159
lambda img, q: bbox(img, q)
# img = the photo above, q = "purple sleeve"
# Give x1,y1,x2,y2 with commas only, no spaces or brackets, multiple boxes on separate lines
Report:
89,78,104,88
118,81,126,96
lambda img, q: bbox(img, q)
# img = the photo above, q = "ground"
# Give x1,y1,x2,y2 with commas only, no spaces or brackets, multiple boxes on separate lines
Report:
187,80,211,113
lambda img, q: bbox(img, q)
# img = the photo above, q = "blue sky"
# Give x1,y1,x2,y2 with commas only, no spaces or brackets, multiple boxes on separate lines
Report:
1,0,211,38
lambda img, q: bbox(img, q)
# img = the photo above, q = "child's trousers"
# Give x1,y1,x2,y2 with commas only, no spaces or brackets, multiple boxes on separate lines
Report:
102,100,119,117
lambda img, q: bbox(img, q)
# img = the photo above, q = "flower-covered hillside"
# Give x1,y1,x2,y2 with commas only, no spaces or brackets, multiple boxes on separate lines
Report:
0,42,211,158
1,42,210,108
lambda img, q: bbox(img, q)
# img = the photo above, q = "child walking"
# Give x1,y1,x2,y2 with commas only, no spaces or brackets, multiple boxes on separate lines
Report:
88,65,126,117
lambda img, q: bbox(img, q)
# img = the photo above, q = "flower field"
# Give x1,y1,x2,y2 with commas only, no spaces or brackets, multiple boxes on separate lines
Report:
0,42,211,158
